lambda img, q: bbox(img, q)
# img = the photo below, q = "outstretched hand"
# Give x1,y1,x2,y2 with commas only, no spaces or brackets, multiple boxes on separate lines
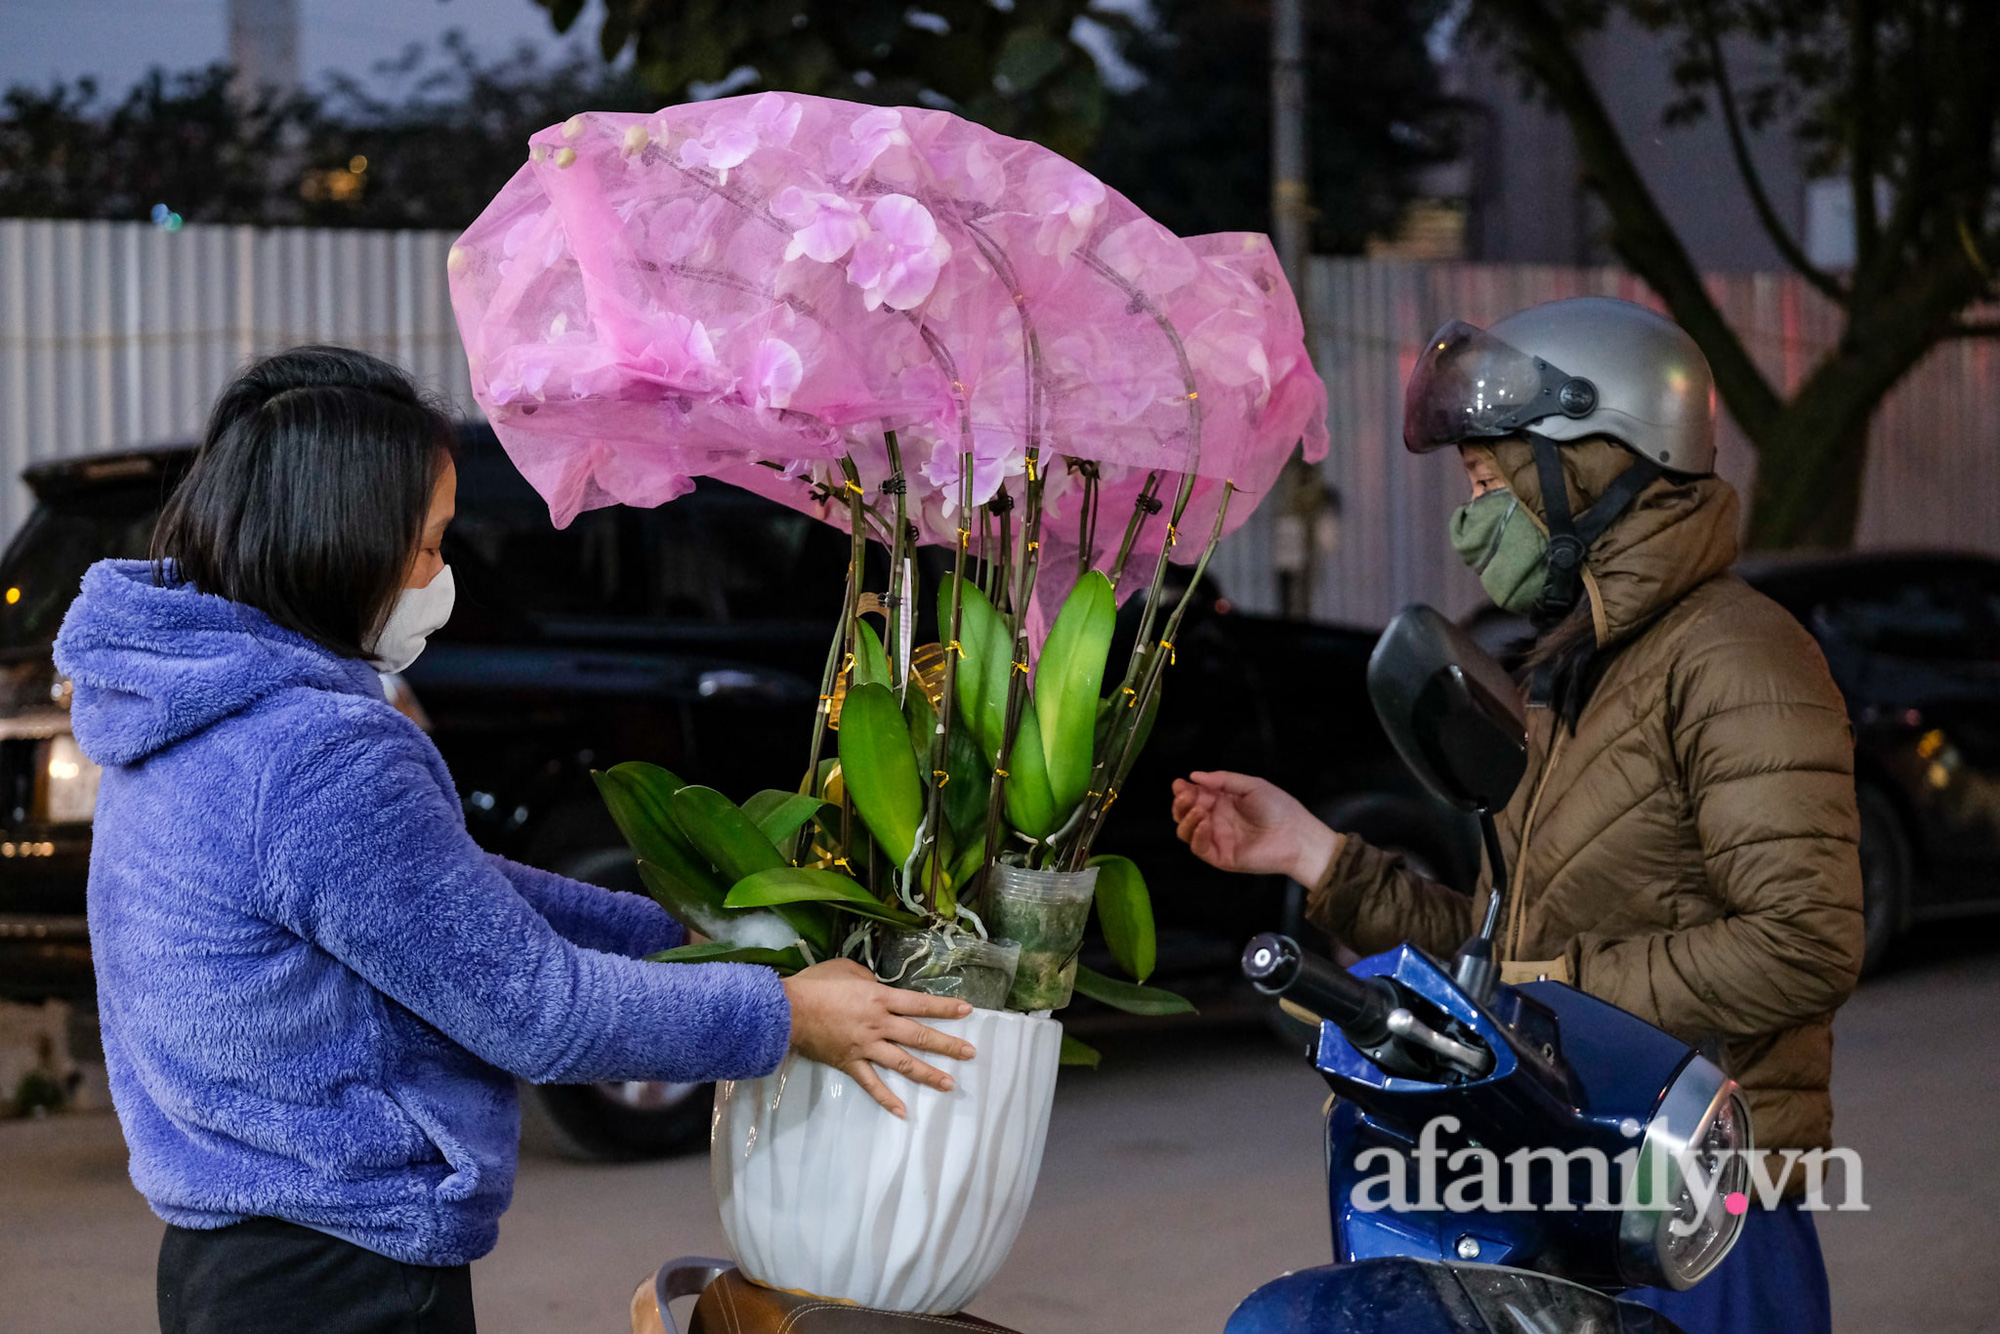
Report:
1171,771,1340,887
781,959,976,1119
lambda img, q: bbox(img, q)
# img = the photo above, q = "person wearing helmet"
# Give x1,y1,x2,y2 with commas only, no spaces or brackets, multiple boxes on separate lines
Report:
1174,297,1863,1334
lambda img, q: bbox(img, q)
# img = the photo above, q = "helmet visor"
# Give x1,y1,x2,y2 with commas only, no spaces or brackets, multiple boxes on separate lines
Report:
1403,320,1563,453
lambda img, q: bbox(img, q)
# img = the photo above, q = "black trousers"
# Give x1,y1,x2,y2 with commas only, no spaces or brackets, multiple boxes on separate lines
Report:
158,1217,476,1334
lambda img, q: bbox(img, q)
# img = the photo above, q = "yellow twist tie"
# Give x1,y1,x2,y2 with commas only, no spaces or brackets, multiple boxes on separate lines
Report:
1026,457,1038,481
933,770,950,786
1160,639,1176,665
845,480,865,495
1122,686,1138,708
1166,524,1180,547
1186,390,1199,401
994,768,1010,778
959,527,971,549
1011,660,1029,675
1026,540,1040,553
947,640,966,658
1102,788,1121,810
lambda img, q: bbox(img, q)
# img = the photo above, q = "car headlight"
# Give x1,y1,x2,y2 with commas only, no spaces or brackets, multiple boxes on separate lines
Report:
35,733,102,825
1617,1055,1753,1291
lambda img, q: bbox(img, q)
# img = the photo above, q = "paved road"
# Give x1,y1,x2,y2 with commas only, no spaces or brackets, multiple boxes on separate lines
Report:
5,922,1997,1333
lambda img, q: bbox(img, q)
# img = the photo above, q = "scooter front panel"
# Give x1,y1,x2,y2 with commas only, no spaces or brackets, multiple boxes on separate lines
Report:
1224,1257,1690,1334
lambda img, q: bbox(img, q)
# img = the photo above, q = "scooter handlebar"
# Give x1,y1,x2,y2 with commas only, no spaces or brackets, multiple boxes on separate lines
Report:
1241,933,1392,1040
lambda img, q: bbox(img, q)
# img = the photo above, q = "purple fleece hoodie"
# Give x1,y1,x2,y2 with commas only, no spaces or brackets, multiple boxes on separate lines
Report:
53,559,791,1266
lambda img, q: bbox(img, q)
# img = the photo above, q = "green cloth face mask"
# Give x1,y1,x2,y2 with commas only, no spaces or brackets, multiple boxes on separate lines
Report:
1451,489,1549,614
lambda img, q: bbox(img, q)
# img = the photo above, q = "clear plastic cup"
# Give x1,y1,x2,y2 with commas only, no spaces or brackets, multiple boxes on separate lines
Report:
878,928,1023,1011
983,865,1100,1011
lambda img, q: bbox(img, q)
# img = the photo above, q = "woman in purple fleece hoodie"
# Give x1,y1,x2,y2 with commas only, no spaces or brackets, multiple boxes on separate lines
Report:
53,347,974,1334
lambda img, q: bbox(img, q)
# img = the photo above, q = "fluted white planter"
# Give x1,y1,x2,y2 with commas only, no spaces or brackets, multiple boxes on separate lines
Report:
711,1007,1062,1314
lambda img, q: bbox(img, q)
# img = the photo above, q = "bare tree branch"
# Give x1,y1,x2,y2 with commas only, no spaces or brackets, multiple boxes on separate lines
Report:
1693,0,1848,302
1474,0,1784,441
1849,0,1881,271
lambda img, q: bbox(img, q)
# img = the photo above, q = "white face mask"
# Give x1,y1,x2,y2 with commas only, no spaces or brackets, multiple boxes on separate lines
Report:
365,566,455,673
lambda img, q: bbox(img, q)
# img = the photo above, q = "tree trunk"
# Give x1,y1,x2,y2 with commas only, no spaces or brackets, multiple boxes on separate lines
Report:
1743,410,1870,550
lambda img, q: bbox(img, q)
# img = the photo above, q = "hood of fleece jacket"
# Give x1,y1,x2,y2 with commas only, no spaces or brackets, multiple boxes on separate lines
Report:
53,559,384,766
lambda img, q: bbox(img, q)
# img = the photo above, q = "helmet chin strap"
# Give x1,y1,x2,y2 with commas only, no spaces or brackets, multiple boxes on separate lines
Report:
1523,431,1663,622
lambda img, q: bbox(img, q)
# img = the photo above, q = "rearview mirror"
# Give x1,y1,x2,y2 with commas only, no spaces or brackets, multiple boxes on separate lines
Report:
1366,605,1527,815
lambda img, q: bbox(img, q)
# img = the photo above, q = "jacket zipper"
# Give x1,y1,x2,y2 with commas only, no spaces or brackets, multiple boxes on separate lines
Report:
1503,722,1568,964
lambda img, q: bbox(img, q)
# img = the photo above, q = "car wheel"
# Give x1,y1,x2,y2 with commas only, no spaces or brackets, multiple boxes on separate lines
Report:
1855,783,1913,976
520,1079,715,1162
520,844,713,1161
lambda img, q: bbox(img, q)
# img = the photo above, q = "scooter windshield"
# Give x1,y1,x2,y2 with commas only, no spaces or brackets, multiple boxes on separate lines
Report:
1402,320,1559,453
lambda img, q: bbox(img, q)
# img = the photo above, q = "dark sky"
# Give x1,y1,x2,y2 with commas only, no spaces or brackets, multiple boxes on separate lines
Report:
0,0,601,97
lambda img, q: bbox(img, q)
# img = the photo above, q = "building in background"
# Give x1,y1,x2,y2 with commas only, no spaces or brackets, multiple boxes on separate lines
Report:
227,0,301,103
1373,14,1860,273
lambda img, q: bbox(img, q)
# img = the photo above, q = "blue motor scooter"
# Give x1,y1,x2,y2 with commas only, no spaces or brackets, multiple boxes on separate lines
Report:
1225,605,1751,1333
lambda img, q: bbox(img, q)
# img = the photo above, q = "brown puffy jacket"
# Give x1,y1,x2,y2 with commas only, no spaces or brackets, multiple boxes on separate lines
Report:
1307,437,1865,1187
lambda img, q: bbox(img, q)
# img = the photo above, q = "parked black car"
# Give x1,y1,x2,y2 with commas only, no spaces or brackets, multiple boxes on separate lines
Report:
0,425,1468,1153
1468,550,2000,974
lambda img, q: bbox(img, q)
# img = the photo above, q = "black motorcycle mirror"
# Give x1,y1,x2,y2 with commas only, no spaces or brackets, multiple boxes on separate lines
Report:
1366,605,1528,1003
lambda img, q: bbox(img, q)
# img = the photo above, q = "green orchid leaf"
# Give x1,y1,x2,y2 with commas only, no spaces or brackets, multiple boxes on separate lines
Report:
1058,1033,1102,1068
854,620,893,690
941,575,1056,838
635,859,772,945
838,681,926,868
726,867,923,927
912,683,992,845
946,721,991,843
742,789,829,846
1004,713,1058,838
642,940,810,974
666,787,834,953
1073,963,1195,1016
944,574,1013,759
597,767,731,912
1037,571,1115,816
594,763,697,862
1087,854,1157,984
667,785,787,882
945,836,987,896
905,676,936,762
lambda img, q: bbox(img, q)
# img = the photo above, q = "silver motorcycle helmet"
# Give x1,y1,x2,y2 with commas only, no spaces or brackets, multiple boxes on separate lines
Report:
1402,296,1716,475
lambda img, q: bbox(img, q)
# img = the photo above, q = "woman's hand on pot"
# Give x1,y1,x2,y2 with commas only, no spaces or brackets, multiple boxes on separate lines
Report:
781,959,976,1119
1171,771,1341,886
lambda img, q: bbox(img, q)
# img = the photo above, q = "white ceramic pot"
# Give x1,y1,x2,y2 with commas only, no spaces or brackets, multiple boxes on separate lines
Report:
711,1006,1062,1314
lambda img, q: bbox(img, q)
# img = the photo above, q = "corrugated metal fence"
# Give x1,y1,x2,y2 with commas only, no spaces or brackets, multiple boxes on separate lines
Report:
3,223,1997,630
1210,257,2000,626
0,219,472,545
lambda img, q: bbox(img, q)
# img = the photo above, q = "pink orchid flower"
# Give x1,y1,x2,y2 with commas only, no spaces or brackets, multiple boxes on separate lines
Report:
620,312,731,396
829,107,910,182
750,337,805,410
773,187,870,264
846,195,951,311
920,425,1026,516
1024,158,1107,261
678,92,803,176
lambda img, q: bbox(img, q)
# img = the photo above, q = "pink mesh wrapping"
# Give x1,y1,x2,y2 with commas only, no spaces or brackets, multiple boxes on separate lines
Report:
448,93,1327,595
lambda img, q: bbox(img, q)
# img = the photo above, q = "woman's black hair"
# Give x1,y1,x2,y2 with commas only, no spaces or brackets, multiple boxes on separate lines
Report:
151,345,457,659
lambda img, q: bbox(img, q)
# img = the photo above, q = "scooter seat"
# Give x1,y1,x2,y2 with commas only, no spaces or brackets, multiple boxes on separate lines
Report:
635,1261,1017,1334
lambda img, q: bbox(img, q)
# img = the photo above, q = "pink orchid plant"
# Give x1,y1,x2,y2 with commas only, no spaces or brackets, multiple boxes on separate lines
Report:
450,94,1326,1023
